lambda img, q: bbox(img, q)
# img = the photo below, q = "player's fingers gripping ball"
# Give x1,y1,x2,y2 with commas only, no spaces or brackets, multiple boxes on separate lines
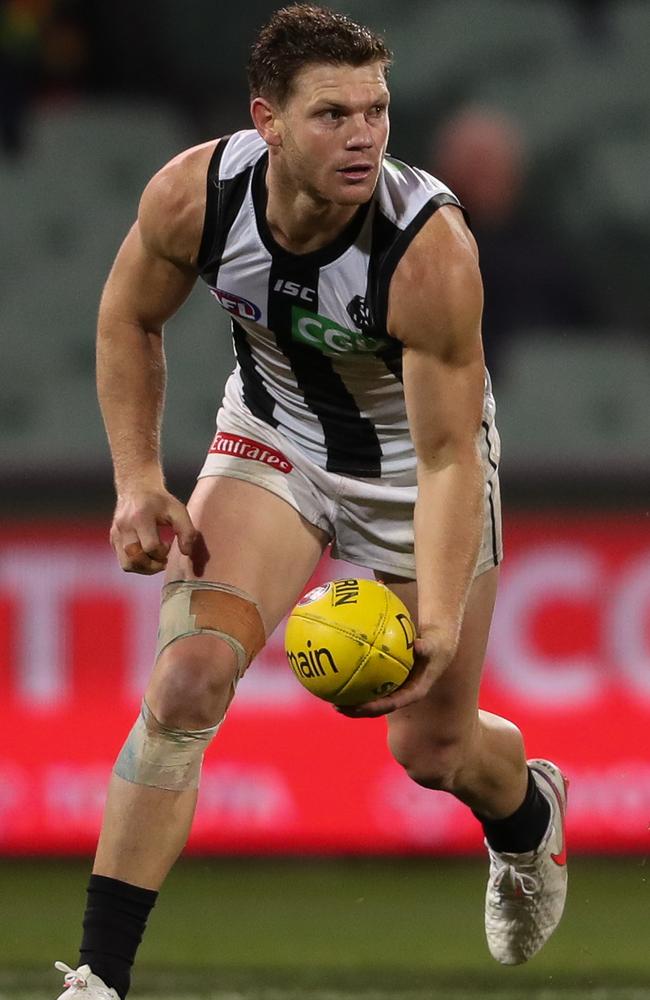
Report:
284,578,415,706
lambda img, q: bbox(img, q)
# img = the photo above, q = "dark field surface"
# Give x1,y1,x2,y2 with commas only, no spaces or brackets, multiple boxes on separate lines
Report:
1,857,648,999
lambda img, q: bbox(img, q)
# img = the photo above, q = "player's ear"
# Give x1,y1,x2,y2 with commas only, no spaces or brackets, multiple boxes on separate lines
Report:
251,97,283,147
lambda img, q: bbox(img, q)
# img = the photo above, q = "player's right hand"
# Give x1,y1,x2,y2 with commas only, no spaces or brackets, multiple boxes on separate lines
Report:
110,487,197,575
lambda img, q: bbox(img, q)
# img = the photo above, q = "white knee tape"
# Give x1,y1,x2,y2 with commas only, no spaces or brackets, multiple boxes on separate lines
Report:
113,700,219,791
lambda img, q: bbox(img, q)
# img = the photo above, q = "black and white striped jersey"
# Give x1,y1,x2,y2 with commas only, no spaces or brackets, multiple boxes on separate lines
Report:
197,129,496,481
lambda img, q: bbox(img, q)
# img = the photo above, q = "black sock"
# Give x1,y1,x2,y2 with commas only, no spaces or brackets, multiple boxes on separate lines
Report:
79,875,158,1000
475,767,551,854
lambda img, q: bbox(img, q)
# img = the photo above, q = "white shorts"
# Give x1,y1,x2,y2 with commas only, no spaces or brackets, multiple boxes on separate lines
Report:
198,403,503,579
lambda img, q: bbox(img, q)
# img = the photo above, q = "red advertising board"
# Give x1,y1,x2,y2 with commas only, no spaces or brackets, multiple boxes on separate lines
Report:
1,513,649,854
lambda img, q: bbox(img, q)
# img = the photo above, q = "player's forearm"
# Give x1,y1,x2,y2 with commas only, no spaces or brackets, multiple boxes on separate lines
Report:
414,447,484,651
96,318,167,493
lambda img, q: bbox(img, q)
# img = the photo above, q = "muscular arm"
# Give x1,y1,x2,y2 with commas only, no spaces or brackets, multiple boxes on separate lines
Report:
347,206,485,715
96,142,214,572
393,207,485,651
97,226,194,491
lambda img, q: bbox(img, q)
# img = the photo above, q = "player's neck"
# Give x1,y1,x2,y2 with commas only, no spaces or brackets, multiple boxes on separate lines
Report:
265,169,360,255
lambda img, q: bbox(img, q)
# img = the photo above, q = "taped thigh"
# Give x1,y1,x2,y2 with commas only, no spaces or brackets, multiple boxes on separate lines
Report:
156,580,266,677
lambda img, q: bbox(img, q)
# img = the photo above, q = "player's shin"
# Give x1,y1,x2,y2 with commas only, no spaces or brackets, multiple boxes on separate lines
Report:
67,582,267,996
79,696,222,999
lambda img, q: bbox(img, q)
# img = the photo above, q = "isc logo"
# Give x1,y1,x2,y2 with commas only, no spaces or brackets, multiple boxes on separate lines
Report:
273,279,316,303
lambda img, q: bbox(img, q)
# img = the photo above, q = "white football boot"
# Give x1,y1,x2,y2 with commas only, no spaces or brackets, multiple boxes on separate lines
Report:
484,758,568,965
54,963,120,999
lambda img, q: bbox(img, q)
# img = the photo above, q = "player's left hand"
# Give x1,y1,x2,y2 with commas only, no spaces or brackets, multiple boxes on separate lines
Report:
335,626,456,718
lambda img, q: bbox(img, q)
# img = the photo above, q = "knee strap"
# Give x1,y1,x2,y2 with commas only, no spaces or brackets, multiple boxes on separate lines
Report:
114,699,218,791
156,580,266,675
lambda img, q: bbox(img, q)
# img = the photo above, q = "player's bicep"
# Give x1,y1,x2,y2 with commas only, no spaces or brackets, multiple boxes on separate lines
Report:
99,221,197,335
390,208,486,467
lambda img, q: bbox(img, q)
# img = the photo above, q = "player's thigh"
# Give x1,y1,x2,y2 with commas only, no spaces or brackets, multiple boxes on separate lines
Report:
166,474,330,636
382,565,499,743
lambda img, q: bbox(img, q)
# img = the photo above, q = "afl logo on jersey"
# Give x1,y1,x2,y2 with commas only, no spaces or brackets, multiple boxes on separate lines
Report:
211,288,262,321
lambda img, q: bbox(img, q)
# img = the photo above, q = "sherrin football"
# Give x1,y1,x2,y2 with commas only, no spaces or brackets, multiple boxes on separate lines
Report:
284,578,415,706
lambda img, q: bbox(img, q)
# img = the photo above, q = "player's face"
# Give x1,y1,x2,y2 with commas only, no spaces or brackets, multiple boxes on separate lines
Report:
276,61,390,206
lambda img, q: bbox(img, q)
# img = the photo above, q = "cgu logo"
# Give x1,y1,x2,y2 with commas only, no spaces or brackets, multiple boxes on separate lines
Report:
287,640,339,679
211,288,262,321
292,307,382,355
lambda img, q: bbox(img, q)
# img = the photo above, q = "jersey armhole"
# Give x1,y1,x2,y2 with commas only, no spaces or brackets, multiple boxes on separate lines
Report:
197,135,232,273
372,193,469,335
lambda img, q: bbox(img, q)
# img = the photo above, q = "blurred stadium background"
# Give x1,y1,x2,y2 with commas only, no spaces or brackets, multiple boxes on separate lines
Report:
1,1,649,998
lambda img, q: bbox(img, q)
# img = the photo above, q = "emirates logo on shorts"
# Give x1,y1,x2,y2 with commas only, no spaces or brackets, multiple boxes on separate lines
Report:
209,432,293,473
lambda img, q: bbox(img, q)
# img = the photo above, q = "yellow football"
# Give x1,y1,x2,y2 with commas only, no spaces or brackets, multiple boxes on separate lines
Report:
284,578,416,706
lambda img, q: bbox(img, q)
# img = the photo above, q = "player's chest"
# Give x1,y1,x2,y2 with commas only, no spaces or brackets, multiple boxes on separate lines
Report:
207,239,390,357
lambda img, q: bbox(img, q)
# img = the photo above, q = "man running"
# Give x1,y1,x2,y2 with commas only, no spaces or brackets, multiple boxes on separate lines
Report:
54,6,567,998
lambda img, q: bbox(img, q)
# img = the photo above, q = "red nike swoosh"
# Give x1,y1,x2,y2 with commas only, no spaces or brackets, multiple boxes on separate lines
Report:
536,768,568,867
549,775,568,866
552,841,567,867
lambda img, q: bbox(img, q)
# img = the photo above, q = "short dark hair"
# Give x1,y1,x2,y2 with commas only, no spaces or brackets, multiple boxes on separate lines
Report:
247,4,392,105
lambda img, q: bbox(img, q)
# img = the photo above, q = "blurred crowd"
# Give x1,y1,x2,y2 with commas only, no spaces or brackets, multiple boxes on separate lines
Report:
0,0,88,153
2,0,648,491
430,107,597,376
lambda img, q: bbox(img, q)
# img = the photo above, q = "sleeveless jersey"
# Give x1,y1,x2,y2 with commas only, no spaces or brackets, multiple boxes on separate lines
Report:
197,129,496,481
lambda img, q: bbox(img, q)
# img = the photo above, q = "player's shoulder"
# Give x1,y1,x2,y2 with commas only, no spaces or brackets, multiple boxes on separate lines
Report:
387,193,481,348
389,208,481,349
376,154,460,230
137,139,219,267
410,200,478,272
215,128,267,178
375,155,479,338
138,130,265,267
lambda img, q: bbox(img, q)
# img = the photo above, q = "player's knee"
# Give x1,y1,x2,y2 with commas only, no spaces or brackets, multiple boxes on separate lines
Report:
113,582,267,793
149,579,267,730
114,639,238,794
148,637,240,730
388,728,469,792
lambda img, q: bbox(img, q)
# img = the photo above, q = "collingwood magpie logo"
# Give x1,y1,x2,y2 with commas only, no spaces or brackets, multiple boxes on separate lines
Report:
346,295,372,333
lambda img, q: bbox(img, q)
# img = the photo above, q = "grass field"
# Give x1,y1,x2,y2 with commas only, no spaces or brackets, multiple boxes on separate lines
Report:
1,857,648,1000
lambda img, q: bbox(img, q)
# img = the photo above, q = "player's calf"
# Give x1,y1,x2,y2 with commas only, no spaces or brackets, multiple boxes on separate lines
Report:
387,720,474,793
